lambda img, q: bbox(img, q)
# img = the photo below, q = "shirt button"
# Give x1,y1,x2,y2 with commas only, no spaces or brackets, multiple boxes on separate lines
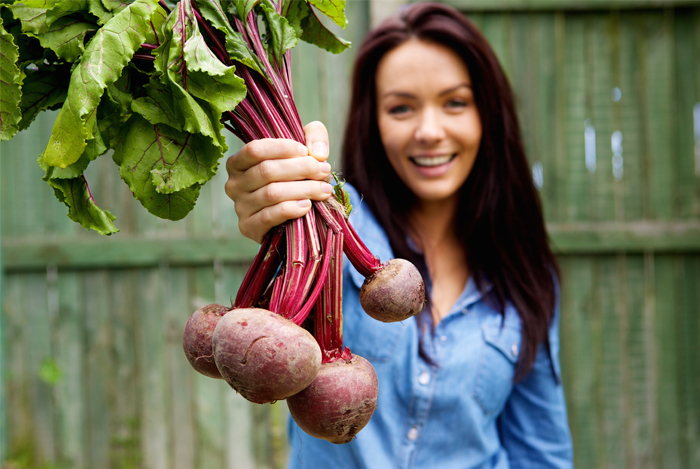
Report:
511,343,519,357
440,335,447,342
418,371,430,385
407,426,419,441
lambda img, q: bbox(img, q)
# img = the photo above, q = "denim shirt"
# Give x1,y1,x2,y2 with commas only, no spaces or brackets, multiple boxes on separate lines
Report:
287,185,573,469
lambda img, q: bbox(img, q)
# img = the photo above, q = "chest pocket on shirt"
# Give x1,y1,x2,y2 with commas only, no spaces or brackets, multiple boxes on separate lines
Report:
472,323,520,416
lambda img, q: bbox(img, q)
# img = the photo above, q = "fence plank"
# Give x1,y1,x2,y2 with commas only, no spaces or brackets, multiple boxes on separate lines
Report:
653,256,682,469
54,271,86,468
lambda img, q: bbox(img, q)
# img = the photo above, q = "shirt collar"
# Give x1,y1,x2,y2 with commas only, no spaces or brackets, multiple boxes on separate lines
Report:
343,183,493,313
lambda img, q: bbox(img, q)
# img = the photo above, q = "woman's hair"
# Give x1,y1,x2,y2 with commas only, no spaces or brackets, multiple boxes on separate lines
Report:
341,2,559,380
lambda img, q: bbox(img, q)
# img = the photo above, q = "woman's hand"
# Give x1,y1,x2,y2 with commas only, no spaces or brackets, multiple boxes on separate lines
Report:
225,121,333,244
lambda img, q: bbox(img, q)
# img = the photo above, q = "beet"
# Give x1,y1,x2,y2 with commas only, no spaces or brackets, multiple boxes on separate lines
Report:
287,354,378,444
212,308,322,404
182,303,230,379
360,258,425,322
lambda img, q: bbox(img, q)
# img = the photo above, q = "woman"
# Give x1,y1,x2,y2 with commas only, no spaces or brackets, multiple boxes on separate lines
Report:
225,3,573,468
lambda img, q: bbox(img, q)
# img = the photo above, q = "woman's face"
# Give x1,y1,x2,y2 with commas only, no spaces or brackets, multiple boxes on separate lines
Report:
375,39,482,208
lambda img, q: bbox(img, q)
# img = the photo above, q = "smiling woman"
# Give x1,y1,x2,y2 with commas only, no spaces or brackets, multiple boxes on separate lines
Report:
375,39,482,208
225,2,573,468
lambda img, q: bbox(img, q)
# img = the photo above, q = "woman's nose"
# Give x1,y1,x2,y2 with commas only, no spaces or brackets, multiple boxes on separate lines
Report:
414,108,446,143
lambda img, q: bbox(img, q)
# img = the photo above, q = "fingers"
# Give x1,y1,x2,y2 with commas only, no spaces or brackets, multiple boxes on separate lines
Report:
226,138,307,175
230,155,331,196
239,199,314,244
224,121,332,243
304,121,330,162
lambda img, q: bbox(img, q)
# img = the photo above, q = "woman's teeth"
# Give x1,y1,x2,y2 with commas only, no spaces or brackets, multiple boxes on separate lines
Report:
411,154,454,167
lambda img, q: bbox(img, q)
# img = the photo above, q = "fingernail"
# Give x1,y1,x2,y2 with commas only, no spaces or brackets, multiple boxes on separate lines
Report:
297,199,311,207
298,144,309,156
312,142,328,157
319,162,331,173
321,183,333,194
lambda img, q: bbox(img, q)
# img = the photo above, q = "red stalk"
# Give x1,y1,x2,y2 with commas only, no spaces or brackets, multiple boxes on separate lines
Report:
285,211,322,316
269,266,286,313
289,224,333,326
279,217,308,317
333,209,381,277
234,227,284,308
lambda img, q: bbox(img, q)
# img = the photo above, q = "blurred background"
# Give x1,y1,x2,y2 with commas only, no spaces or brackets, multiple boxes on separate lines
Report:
1,0,699,468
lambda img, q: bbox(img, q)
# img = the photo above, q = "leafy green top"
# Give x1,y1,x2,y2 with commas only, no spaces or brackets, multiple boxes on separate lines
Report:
0,0,349,234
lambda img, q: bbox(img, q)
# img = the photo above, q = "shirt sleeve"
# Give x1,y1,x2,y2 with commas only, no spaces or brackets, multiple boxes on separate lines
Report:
496,300,574,469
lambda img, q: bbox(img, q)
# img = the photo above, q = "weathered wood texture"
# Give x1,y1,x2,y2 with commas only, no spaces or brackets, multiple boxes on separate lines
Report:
1,2,699,468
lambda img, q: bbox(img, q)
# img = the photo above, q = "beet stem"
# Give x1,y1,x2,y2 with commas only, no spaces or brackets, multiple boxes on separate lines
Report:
279,217,308,317
290,225,333,326
235,228,284,308
333,209,381,277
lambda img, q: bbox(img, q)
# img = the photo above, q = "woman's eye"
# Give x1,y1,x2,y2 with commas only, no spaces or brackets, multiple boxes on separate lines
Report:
446,99,467,109
388,104,411,115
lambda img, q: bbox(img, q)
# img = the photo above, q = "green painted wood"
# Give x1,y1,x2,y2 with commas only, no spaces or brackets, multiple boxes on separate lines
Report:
110,270,141,468
438,0,700,11
3,221,700,271
2,275,33,463
559,256,598,468
654,256,683,468
624,255,655,465
54,272,85,468
166,267,196,469
138,268,168,469
673,9,700,219
83,271,113,468
1,236,260,270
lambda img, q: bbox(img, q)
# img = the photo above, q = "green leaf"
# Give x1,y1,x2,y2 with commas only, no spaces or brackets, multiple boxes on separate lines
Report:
0,13,23,140
43,171,119,235
154,0,234,148
131,82,182,129
88,0,112,24
196,0,265,76
232,0,260,21
289,1,349,54
307,0,346,29
33,16,95,62
104,69,134,123
332,172,352,217
115,114,219,194
283,0,308,37
17,68,69,131
113,115,208,220
180,18,246,116
41,0,160,169
8,0,89,35
259,0,298,65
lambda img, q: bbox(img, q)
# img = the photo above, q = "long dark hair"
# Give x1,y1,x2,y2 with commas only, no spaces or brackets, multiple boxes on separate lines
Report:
341,2,559,380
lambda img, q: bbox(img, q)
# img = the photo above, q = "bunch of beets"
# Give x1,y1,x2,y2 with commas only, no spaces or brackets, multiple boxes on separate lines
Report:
165,0,427,444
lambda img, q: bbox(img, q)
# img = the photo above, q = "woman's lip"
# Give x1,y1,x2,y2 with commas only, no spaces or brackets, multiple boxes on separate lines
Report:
409,154,456,167
409,154,457,177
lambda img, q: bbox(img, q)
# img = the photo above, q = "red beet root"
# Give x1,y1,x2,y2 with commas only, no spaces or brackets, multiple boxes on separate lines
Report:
182,303,230,379
360,259,425,322
287,354,378,444
212,308,322,404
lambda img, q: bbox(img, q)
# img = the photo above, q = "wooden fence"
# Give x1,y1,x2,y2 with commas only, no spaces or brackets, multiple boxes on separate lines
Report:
2,0,699,468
